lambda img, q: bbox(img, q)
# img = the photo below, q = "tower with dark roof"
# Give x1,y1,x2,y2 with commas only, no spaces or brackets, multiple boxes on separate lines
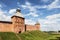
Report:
35,21,40,30
11,9,25,33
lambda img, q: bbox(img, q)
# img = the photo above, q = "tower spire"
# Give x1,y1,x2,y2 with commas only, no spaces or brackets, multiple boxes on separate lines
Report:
16,8,21,13
35,21,40,25
14,8,23,17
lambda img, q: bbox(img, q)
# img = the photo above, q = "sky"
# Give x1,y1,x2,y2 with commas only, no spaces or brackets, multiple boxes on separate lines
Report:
0,0,60,31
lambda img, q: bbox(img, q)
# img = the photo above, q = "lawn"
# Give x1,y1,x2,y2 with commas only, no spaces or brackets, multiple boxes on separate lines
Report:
0,31,60,40
0,32,19,40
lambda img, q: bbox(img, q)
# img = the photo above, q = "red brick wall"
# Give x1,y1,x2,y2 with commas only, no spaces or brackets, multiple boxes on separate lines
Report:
0,16,40,33
26,25,40,31
11,16,25,33
0,23,13,32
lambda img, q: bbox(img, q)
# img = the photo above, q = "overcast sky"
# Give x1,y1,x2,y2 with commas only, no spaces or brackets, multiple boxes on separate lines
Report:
0,0,60,31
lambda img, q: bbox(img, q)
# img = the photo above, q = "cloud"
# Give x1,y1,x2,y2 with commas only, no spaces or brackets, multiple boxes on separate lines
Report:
25,1,31,6
25,19,36,25
0,4,11,21
38,13,60,31
42,0,49,3
21,0,60,10
21,0,60,18
24,11,39,17
0,4,2,8
17,2,21,7
21,1,47,9
0,4,3,9
36,0,60,9
0,4,12,21
46,13,60,20
9,9,16,14
20,1,32,9
0,9,11,21
21,1,39,17
17,2,20,5
47,0,60,9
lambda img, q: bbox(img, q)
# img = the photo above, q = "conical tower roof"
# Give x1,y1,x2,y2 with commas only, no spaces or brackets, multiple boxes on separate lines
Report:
14,8,23,17
35,21,40,25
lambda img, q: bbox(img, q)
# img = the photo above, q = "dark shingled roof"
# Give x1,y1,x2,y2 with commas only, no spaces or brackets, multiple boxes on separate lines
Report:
0,21,12,24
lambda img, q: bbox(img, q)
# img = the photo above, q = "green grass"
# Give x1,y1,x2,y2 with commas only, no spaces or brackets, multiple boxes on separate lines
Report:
0,32,19,40
0,31,60,40
18,31,60,40
18,31,50,40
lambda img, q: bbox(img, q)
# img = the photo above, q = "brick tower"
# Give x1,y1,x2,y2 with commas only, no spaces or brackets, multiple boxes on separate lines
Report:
35,22,40,30
11,9,25,33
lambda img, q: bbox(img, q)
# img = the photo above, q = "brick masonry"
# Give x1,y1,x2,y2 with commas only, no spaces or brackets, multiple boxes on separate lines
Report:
0,9,40,33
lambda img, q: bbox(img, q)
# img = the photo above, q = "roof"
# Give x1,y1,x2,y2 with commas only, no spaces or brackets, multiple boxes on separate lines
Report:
35,22,40,25
0,21,12,24
16,9,21,12
15,9,24,17
11,15,25,19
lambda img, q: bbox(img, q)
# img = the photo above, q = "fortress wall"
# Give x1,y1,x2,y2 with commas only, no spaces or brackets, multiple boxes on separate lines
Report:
0,23,13,32
26,25,38,31
14,24,25,33
0,9,40,33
